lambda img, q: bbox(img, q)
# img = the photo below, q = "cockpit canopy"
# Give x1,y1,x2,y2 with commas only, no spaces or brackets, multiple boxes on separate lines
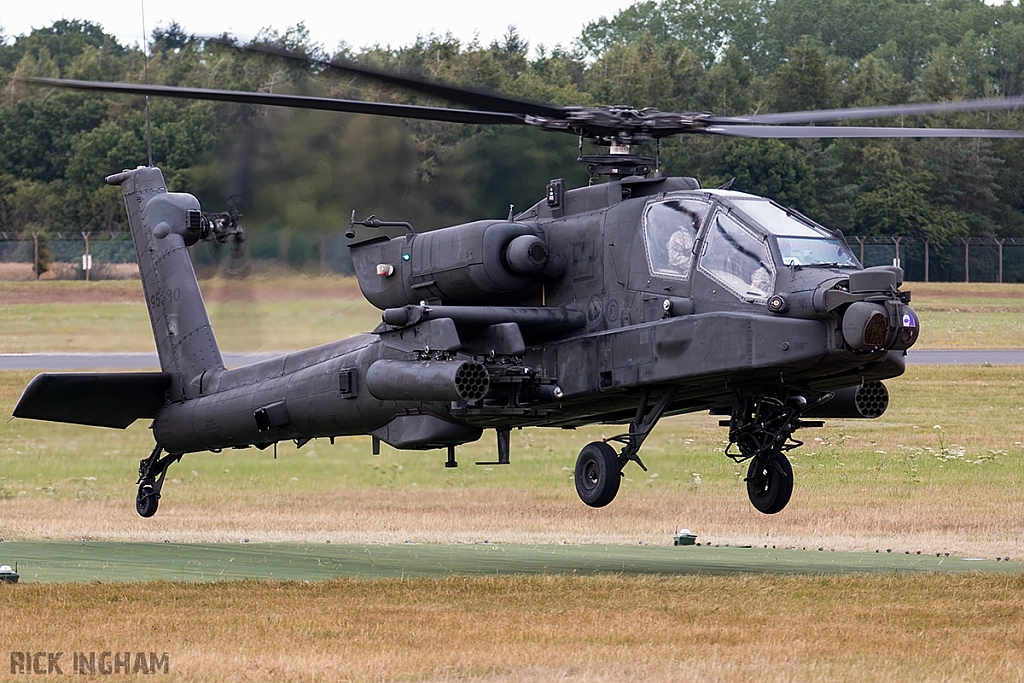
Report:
643,190,859,302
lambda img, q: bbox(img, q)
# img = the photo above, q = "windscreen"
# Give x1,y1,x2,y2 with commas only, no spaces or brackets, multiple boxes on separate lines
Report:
731,198,859,267
698,212,775,301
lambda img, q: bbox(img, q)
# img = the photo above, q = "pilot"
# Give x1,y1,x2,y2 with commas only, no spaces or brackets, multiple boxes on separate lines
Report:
666,207,703,270
749,264,772,294
667,228,693,269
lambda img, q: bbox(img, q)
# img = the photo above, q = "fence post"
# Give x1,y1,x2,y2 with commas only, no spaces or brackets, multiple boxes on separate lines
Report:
998,238,1005,284
857,236,865,265
924,239,929,282
82,231,91,282
893,236,903,268
33,232,39,280
964,238,970,283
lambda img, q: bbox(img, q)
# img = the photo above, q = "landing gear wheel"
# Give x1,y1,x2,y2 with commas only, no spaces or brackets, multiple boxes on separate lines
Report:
746,452,793,514
136,484,159,518
134,445,181,518
575,441,622,508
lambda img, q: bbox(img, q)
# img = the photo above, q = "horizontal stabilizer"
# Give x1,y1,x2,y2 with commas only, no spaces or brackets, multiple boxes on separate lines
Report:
14,372,171,429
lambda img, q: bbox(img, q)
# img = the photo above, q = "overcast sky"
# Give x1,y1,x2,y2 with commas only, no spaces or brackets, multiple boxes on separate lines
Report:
1,0,641,54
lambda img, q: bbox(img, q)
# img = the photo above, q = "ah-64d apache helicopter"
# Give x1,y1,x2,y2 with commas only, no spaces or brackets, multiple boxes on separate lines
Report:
14,44,1024,518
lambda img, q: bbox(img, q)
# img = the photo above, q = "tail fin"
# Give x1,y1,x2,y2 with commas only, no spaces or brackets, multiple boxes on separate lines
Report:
107,166,224,400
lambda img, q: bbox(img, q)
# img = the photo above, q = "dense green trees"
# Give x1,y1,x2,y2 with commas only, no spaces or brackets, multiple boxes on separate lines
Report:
3,0,1024,263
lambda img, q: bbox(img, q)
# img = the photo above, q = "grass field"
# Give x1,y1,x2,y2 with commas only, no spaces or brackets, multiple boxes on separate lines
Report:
1,574,1022,682
2,363,1023,556
3,278,1024,352
2,277,1024,682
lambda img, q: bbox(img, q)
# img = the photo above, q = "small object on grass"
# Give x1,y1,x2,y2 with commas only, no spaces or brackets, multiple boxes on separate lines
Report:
673,529,696,546
887,549,892,553
0,564,18,584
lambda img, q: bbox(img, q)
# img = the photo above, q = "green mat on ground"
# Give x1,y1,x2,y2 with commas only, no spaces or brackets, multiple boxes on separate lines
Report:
0,542,1019,583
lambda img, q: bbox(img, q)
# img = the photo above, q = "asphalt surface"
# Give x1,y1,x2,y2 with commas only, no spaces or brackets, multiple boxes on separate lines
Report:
0,349,1022,370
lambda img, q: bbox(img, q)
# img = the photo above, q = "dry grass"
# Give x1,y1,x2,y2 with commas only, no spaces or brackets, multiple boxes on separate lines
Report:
1,574,1022,682
2,483,1021,558
0,262,139,281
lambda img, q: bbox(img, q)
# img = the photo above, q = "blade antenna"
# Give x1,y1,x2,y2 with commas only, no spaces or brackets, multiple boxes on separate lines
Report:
141,0,153,167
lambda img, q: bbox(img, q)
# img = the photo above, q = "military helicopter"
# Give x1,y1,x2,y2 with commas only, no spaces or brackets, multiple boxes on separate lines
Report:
13,43,1024,518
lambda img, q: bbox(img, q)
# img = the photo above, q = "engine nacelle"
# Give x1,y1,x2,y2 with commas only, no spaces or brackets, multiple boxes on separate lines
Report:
350,220,564,309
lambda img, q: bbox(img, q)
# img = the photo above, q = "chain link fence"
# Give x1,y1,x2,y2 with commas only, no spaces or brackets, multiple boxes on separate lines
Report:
3,232,1024,283
851,236,1024,283
0,231,356,280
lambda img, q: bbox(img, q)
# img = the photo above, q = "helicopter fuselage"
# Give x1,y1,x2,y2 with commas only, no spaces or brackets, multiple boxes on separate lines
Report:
15,166,918,515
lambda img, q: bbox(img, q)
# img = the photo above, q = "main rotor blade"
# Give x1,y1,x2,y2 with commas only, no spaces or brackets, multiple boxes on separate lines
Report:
23,77,527,126
706,124,1024,138
208,38,567,118
710,96,1024,125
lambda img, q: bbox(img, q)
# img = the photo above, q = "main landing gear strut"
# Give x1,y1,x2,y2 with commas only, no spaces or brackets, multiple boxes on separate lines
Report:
135,445,182,518
724,390,828,514
574,387,679,508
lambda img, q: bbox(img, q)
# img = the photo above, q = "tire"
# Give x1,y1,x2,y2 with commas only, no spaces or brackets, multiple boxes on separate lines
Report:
746,452,793,514
136,486,159,518
574,441,622,508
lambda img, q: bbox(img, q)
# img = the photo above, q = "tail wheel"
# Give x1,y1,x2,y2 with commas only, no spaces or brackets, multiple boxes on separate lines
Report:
136,484,160,518
746,452,793,514
575,441,622,508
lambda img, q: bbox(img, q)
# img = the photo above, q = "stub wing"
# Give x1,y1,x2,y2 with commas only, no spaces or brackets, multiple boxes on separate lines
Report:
14,372,170,429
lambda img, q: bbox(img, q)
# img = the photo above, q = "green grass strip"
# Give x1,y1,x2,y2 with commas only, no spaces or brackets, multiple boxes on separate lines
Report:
1,542,1020,583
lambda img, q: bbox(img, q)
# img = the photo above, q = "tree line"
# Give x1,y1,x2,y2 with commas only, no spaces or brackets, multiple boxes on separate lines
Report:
3,0,1024,263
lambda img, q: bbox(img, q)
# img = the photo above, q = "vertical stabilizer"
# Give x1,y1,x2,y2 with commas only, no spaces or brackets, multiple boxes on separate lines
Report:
107,167,224,401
